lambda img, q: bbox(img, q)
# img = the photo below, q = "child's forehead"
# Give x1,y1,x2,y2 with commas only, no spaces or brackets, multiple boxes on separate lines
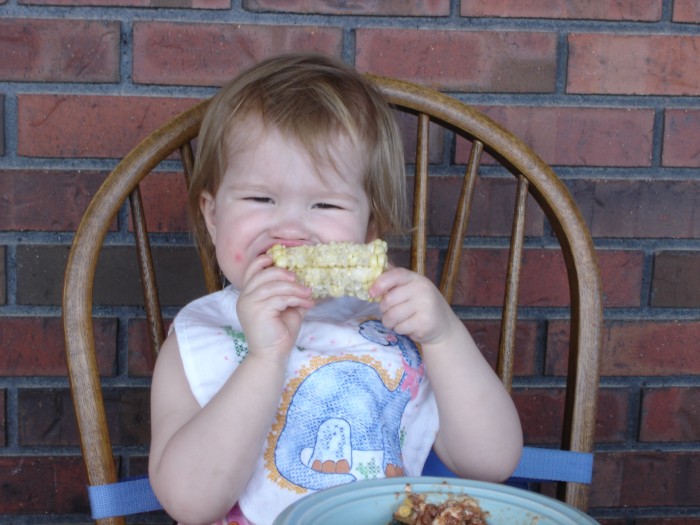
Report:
226,121,366,182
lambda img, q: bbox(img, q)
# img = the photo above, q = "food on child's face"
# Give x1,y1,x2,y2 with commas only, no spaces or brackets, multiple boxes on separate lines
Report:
267,239,388,300
391,484,489,525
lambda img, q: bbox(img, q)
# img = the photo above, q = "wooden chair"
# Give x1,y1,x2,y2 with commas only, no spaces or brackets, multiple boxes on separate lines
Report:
63,75,602,524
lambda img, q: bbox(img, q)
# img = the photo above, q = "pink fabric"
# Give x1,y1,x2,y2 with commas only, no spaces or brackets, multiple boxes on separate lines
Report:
180,504,250,525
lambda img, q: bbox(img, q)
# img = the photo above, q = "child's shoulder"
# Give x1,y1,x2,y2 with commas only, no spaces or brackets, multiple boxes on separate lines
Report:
175,287,240,329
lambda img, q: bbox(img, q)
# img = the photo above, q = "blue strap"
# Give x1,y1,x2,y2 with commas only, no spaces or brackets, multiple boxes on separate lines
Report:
88,447,592,519
87,476,163,519
422,446,593,484
511,447,593,483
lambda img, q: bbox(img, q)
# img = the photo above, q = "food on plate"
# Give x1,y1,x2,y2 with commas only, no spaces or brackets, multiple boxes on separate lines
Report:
391,484,489,525
268,239,388,300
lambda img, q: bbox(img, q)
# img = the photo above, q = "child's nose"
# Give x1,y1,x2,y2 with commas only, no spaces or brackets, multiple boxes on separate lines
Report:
269,207,310,241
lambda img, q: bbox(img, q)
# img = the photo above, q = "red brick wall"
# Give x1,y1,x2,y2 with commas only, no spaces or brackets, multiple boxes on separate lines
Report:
1,1,699,524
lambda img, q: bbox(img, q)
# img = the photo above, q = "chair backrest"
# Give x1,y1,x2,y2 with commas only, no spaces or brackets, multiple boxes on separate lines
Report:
63,76,602,523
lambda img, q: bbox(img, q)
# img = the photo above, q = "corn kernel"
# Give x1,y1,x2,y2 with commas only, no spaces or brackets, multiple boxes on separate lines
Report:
397,503,412,517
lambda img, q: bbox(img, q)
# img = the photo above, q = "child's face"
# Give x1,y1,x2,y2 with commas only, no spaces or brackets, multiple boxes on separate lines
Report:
200,125,374,290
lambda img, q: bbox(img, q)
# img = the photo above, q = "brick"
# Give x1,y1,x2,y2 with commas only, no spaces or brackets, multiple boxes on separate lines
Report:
428,177,544,237
673,0,700,22
0,18,119,83
17,95,199,158
18,389,81,447
595,388,631,443
91,245,208,307
640,387,700,442
591,451,700,507
652,251,700,308
461,0,662,20
450,248,640,308
400,245,576,317
132,22,343,86
0,456,88,513
355,29,557,93
0,170,107,231
16,245,70,306
512,387,627,444
568,34,700,96
512,387,565,444
596,250,645,307
390,249,421,275
0,246,5,305
16,245,207,307
449,248,567,307
0,317,116,376
0,94,4,155
465,320,539,376
396,110,445,165
0,390,5,447
128,318,161,376
136,171,190,233
19,388,150,447
458,106,654,167
663,109,700,167
569,180,700,239
548,320,700,377
244,0,449,15
21,0,229,6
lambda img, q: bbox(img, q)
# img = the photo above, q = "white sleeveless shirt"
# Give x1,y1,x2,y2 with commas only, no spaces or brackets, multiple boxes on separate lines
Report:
173,286,439,525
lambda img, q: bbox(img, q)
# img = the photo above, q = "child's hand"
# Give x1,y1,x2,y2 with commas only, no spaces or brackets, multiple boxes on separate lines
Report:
370,266,460,346
236,254,315,361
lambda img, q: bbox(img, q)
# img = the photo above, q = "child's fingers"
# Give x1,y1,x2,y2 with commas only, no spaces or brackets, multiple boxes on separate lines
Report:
245,276,314,308
242,254,275,284
379,297,416,333
368,266,412,300
244,262,303,293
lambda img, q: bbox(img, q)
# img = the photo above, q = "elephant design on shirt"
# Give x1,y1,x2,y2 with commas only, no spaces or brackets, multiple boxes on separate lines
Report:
273,319,424,491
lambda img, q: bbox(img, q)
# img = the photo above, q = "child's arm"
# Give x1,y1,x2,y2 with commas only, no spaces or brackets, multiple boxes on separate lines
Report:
149,259,313,525
370,267,523,482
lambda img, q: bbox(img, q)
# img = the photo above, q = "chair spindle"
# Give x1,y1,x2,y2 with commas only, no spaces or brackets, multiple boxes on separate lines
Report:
411,113,430,276
439,139,483,303
129,185,165,357
497,175,529,392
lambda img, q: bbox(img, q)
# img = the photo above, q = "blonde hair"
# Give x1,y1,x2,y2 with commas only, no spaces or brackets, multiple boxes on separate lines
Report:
188,53,407,271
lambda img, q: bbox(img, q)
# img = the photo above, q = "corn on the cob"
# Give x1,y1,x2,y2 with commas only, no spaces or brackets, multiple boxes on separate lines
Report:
267,239,388,300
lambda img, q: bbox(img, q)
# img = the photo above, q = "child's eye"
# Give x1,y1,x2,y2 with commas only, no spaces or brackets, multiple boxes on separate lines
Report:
245,196,273,204
314,202,342,210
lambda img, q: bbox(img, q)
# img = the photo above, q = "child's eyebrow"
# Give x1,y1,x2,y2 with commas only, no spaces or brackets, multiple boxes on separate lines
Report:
225,180,272,192
311,186,367,204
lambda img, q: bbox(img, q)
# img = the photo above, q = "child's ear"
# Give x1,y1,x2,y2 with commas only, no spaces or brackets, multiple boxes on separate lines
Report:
200,191,217,242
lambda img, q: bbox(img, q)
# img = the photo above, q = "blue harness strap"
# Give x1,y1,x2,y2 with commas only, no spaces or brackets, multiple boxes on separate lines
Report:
510,446,593,484
421,446,594,484
87,446,592,519
87,476,162,519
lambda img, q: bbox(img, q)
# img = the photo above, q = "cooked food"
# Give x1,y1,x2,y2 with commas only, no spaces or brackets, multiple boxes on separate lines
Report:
268,239,388,300
392,484,489,525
